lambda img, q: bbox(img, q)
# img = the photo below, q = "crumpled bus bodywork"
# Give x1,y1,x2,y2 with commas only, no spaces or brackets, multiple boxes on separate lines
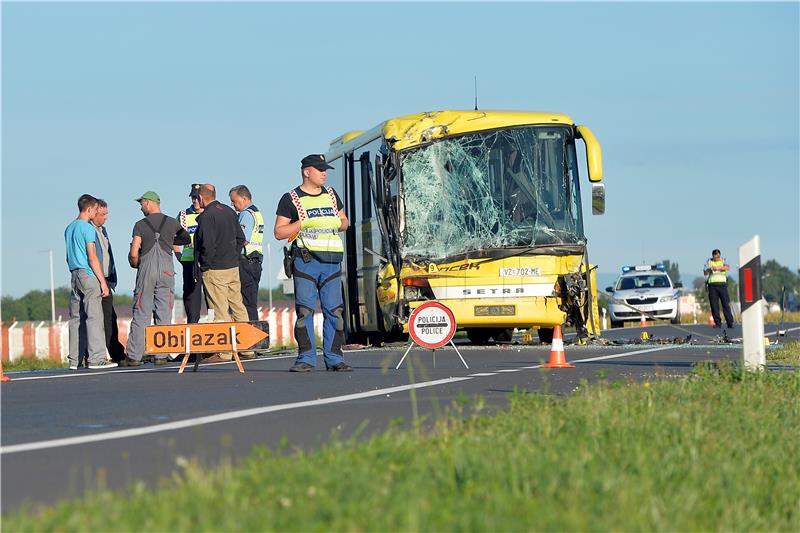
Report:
327,110,604,343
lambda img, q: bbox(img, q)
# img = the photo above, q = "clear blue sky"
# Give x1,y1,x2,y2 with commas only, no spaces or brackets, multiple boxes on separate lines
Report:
2,2,798,297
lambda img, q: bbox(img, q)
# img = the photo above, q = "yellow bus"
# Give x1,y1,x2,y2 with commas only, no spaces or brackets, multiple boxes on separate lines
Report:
325,110,605,344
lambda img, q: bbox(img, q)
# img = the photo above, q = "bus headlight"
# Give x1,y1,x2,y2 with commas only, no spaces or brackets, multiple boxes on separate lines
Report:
402,277,433,301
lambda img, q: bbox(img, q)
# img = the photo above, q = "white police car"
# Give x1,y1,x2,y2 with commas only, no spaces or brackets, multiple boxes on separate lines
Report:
605,264,682,328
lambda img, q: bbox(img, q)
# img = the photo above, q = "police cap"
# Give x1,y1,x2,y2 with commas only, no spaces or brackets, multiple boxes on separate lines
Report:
301,154,334,171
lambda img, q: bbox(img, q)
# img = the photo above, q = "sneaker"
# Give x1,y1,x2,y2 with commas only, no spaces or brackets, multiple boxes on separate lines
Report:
203,354,230,363
118,357,143,367
153,358,169,366
289,362,314,372
238,351,256,360
326,362,353,372
88,360,119,369
69,362,79,370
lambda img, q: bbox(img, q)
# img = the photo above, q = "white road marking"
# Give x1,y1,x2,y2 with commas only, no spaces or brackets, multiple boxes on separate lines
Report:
468,372,497,377
1,376,472,454
1,345,685,454
496,369,522,373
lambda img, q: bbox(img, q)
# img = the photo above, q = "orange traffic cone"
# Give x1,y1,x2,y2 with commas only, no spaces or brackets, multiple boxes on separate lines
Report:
1,359,11,382
640,314,648,327
542,325,575,368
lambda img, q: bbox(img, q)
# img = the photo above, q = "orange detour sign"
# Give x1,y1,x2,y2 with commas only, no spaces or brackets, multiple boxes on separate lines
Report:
145,321,269,374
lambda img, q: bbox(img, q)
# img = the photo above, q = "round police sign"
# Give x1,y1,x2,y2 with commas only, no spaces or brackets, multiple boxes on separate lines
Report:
409,301,457,349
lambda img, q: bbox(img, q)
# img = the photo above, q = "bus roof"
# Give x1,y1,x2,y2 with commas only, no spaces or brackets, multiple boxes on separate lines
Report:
328,110,575,157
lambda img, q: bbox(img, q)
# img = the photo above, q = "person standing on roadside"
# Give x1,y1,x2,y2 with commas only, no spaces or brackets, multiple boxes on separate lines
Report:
177,184,205,323
195,184,249,361
274,154,352,372
229,185,265,321
120,191,190,367
88,198,126,363
704,248,735,329
64,194,117,370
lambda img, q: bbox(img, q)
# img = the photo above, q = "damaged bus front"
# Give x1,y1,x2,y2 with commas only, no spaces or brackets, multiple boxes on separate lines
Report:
326,110,605,345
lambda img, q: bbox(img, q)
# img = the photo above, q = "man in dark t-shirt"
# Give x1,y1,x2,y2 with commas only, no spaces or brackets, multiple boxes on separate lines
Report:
274,154,351,373
121,191,190,367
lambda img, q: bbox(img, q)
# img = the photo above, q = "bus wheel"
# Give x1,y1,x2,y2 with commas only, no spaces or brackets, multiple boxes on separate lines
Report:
492,328,513,343
367,332,384,348
537,328,554,344
610,320,623,329
466,328,492,345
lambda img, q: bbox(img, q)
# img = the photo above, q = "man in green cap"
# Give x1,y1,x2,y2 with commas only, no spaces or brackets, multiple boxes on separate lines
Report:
120,191,190,366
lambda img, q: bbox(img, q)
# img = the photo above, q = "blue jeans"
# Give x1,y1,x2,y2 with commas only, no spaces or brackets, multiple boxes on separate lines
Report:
292,257,345,368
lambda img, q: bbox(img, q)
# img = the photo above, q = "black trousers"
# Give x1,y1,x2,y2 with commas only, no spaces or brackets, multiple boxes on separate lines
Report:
239,254,263,321
102,294,127,362
181,261,204,323
708,283,734,327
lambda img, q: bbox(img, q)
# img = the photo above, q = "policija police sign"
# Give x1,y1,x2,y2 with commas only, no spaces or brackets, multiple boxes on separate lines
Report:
396,301,469,369
145,321,269,373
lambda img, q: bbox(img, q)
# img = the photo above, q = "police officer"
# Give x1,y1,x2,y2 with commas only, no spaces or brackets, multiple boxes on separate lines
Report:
274,154,352,372
704,249,735,329
229,185,264,321
177,184,204,323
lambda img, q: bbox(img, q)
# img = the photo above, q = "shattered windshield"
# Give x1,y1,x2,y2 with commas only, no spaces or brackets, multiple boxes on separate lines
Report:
399,126,584,259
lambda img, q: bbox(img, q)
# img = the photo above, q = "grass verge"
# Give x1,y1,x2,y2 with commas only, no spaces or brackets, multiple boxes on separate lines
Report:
768,340,800,365
4,366,799,531
2,356,66,371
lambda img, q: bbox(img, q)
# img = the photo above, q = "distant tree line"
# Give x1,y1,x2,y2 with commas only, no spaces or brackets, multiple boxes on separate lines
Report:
1,288,133,322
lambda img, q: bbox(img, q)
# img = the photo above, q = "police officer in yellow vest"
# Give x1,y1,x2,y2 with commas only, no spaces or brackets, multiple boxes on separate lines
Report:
229,185,265,322
704,248,735,328
274,154,352,372
176,184,205,323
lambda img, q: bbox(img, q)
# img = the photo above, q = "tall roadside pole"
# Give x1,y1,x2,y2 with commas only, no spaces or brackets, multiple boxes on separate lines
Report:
49,250,56,323
738,235,765,370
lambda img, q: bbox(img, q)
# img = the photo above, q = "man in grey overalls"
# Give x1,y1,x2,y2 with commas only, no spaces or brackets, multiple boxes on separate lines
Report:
120,191,190,367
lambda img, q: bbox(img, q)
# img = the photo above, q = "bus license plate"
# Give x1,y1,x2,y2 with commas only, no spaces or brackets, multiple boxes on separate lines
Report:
500,267,539,277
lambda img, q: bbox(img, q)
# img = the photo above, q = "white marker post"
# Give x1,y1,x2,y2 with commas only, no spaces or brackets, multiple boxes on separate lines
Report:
738,235,765,370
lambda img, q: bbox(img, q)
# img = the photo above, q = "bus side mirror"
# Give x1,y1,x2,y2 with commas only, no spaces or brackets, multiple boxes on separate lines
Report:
592,183,605,215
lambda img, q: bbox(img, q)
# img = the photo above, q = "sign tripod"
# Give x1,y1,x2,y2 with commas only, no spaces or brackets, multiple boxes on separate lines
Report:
395,301,468,369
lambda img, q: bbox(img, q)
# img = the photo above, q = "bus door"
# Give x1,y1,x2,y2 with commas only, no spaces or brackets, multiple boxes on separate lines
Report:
342,152,361,336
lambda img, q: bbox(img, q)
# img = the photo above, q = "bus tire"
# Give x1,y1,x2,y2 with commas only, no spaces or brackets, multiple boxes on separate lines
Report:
537,328,554,344
466,328,492,345
492,328,513,343
610,320,623,329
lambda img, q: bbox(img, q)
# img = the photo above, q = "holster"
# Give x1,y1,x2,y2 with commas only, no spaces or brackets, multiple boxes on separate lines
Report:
283,246,295,278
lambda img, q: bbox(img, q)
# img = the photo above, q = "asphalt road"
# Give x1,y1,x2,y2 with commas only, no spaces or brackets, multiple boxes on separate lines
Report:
2,322,797,512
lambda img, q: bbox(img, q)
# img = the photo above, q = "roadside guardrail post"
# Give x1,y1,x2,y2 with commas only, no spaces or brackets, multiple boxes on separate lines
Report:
738,235,765,370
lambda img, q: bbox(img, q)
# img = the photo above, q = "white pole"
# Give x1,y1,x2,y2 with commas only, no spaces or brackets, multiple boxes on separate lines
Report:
267,243,273,318
49,250,56,323
738,235,765,370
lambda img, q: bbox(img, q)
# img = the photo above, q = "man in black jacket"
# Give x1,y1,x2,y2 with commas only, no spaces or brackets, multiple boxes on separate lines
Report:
195,183,249,325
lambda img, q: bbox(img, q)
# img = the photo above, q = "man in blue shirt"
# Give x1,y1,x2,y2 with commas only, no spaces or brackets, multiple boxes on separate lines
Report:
64,194,117,370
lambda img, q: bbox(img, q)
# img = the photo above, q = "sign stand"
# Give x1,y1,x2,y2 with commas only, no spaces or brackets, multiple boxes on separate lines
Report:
395,339,468,369
230,325,244,373
395,301,468,369
179,327,192,373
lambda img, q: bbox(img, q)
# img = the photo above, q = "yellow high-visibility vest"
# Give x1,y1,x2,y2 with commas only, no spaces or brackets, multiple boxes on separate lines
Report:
244,206,265,257
178,209,200,262
290,187,344,253
707,259,728,284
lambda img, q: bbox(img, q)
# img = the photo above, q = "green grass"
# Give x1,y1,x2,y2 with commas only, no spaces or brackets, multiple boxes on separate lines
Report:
768,340,800,365
2,356,66,371
4,366,799,532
